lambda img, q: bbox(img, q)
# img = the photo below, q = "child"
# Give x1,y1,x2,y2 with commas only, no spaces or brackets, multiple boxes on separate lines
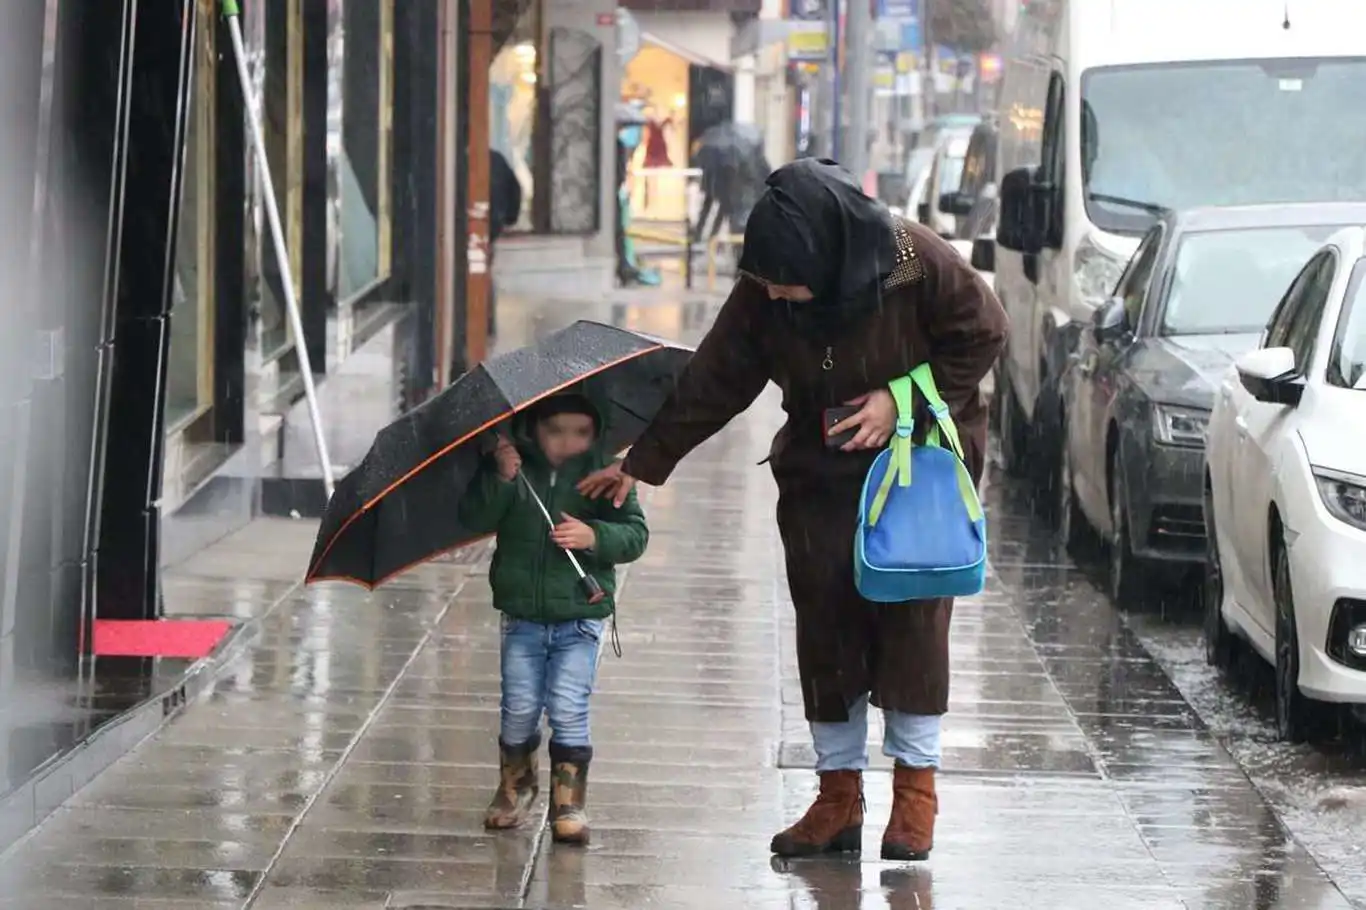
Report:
458,393,648,845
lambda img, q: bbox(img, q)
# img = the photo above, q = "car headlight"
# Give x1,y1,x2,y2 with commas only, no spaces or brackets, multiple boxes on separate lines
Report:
1313,468,1366,532
1153,404,1209,448
1073,235,1127,311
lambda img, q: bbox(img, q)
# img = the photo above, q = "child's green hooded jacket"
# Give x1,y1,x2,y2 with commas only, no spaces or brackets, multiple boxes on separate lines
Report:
457,412,648,623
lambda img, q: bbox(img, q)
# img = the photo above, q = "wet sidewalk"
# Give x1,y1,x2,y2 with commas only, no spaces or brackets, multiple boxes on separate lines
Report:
0,291,1358,908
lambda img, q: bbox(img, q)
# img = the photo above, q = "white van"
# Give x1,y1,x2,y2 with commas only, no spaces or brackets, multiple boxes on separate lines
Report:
990,0,1366,477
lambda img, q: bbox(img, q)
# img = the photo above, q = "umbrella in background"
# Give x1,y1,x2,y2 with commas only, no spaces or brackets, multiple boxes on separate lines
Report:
305,320,692,588
692,121,772,239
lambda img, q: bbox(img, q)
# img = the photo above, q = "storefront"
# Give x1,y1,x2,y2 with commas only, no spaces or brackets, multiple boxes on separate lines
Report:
160,0,451,521
486,0,613,240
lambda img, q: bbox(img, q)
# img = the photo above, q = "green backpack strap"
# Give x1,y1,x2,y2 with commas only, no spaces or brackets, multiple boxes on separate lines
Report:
867,375,914,526
867,367,984,529
907,363,965,460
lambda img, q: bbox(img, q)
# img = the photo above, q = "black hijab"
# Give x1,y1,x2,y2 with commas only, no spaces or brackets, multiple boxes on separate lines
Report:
736,158,898,336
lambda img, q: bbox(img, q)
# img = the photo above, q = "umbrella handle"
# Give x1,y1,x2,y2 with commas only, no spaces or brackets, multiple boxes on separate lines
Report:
579,574,606,605
517,470,606,604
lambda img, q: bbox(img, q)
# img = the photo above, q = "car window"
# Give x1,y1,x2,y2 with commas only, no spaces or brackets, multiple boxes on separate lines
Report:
1040,72,1065,187
1265,259,1317,349
1159,225,1338,336
1274,251,1336,372
1114,227,1163,326
959,125,997,199
1328,258,1366,388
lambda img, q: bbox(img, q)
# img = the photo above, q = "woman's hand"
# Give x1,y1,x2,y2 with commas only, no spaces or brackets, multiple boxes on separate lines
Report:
576,461,637,508
829,389,898,451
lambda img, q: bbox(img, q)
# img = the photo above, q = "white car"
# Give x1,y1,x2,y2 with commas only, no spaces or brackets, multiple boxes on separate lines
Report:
1204,226,1366,741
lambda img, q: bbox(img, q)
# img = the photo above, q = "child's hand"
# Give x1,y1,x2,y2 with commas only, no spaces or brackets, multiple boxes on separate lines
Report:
493,436,521,481
550,513,596,551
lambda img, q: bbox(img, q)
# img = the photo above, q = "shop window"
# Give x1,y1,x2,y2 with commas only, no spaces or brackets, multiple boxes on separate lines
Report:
167,0,217,431
490,9,540,233
336,0,393,303
244,0,302,380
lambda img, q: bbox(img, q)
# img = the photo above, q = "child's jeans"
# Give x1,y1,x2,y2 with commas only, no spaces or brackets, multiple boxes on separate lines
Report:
810,693,942,771
499,616,604,748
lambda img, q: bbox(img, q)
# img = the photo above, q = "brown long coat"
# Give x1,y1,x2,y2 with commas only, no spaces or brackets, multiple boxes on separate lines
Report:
622,219,1008,722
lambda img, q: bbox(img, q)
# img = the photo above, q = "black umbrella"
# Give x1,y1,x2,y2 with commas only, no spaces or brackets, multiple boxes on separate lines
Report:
305,320,693,588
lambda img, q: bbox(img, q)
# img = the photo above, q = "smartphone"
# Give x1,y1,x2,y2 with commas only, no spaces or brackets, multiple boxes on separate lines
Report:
822,405,859,449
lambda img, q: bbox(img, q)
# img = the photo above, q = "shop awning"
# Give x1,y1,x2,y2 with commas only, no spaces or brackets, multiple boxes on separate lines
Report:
640,31,733,71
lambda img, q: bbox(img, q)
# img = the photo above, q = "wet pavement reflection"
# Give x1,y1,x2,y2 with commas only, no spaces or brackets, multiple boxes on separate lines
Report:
0,285,1360,908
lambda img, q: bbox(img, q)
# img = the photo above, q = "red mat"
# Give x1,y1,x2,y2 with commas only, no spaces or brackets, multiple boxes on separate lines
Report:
92,619,233,658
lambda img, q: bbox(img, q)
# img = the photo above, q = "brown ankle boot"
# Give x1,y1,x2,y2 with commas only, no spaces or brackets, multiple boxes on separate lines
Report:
549,742,592,845
484,734,541,830
881,764,937,861
770,770,864,857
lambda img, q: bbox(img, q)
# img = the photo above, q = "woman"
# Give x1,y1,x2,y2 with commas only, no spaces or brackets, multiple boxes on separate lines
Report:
578,158,1008,860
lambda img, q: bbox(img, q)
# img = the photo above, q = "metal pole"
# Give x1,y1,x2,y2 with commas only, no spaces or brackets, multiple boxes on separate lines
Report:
220,0,335,498
842,0,872,178
829,0,842,159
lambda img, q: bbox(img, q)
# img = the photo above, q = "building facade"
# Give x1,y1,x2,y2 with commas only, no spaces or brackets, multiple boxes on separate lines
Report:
0,0,462,849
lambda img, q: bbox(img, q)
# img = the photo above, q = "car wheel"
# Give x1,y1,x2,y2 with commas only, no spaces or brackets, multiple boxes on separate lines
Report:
1054,413,1087,552
996,366,1029,478
1272,538,1335,743
1202,482,1236,670
1108,447,1147,609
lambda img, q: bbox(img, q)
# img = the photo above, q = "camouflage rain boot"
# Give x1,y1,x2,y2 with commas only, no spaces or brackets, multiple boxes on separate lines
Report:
548,741,593,845
881,764,937,861
484,733,541,830
770,769,865,857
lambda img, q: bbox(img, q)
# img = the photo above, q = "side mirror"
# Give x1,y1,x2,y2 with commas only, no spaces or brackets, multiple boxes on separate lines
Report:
916,202,931,224
939,191,974,216
1092,295,1128,344
1235,346,1303,406
970,236,996,272
996,165,1042,254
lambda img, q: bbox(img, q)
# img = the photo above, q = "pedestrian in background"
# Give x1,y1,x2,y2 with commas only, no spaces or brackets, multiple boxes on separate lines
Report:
458,393,649,845
487,147,521,340
577,158,1007,861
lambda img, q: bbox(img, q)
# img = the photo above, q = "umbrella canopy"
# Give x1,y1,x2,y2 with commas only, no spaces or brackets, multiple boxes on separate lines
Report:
306,320,693,588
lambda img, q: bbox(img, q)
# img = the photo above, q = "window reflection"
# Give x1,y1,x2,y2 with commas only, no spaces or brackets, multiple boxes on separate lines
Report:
167,0,216,430
337,0,393,301
490,27,538,232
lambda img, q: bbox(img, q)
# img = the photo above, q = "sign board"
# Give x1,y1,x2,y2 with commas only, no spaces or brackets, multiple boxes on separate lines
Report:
786,28,829,62
877,0,919,18
789,0,827,20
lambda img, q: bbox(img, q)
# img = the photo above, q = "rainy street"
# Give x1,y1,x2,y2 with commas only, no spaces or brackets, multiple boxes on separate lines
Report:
0,284,1362,909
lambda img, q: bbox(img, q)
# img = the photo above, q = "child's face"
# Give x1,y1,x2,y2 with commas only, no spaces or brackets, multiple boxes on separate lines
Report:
535,413,596,467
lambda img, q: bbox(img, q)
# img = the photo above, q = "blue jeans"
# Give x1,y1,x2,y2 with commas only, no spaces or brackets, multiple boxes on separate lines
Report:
499,616,604,748
811,694,942,771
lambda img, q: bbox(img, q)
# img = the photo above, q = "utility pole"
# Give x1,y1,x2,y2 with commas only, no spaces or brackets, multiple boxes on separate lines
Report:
841,0,873,177
828,0,842,159
922,0,936,120
465,0,493,367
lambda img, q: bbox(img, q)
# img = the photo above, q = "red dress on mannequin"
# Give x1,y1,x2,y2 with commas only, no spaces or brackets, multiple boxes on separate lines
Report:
643,117,672,168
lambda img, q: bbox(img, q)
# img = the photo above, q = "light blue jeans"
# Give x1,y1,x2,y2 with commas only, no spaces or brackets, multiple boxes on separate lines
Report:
812,693,942,771
499,616,604,748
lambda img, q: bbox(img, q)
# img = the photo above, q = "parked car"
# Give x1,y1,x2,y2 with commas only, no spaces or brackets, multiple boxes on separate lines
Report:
991,0,1366,487
1055,204,1366,610
1204,222,1366,742
940,118,1000,273
889,117,979,236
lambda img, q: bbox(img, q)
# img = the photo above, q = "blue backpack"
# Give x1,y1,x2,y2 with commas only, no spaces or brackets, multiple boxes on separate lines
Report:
854,364,987,602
